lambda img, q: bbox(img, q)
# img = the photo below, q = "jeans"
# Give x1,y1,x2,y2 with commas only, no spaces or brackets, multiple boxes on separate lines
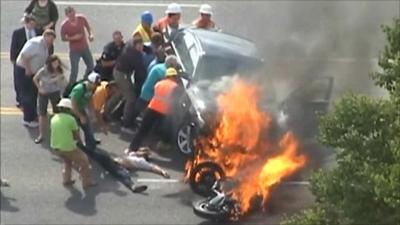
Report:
69,47,94,84
129,109,164,151
130,98,149,127
20,73,38,122
13,64,25,104
76,112,97,151
113,69,137,127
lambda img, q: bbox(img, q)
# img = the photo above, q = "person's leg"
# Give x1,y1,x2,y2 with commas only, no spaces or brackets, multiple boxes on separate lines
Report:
49,91,61,114
113,70,136,127
59,154,73,184
130,98,149,128
21,75,38,123
36,94,49,142
13,64,24,106
69,51,81,84
70,149,96,188
81,47,94,79
78,112,97,150
128,109,161,152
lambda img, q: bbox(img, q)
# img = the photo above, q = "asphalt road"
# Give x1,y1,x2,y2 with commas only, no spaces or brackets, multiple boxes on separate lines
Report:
1,1,398,225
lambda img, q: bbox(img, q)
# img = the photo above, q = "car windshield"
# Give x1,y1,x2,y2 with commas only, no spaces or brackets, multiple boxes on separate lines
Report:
195,56,239,81
173,32,200,77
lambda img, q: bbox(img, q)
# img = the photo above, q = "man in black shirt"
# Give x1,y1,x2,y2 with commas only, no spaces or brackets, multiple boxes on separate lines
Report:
94,31,125,81
113,37,146,129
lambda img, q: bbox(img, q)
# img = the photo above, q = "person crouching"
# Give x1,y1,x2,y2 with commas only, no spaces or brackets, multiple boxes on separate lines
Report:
50,98,97,188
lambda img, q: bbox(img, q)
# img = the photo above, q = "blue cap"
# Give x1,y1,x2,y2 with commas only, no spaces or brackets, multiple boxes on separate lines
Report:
141,11,153,24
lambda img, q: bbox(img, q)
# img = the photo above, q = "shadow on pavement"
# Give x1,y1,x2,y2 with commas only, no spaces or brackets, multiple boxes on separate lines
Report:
0,191,19,212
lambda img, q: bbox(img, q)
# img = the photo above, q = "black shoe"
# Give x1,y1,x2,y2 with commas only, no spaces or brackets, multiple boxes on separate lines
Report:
95,139,101,144
131,185,148,193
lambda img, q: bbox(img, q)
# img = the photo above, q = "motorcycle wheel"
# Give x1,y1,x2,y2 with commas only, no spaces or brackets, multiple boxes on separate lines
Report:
189,161,225,197
193,199,230,221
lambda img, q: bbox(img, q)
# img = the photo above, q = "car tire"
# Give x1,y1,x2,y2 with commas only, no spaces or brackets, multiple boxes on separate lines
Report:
176,123,194,156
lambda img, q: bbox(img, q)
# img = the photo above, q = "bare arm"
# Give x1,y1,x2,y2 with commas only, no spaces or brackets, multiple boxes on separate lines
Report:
73,129,82,144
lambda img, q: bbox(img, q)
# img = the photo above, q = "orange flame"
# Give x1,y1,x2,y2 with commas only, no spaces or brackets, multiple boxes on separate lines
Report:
185,79,307,216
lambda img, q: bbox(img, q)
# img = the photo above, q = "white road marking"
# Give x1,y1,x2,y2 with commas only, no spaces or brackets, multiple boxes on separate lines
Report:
55,1,201,8
137,178,181,183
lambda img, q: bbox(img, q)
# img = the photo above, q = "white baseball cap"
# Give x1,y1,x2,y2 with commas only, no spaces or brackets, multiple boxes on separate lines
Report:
165,3,182,14
57,98,72,109
199,4,213,15
87,72,100,83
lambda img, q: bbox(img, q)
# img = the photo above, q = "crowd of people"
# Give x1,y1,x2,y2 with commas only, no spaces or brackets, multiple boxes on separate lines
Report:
4,0,217,190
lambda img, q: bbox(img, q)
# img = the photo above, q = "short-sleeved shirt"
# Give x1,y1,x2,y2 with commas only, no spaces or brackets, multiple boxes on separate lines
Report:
16,36,49,73
92,81,109,112
35,67,65,93
94,41,125,80
60,15,89,52
140,63,166,101
114,40,146,80
50,113,79,151
69,82,92,112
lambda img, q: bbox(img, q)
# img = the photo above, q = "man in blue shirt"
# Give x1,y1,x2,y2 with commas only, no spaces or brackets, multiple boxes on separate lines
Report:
122,55,178,132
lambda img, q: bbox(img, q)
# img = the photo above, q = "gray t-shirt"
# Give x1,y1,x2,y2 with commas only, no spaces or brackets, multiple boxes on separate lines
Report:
16,36,48,74
35,67,66,93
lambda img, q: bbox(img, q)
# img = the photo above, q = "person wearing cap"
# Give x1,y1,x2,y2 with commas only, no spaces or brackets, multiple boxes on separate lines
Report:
192,4,215,29
16,29,56,128
50,98,96,188
94,30,125,81
69,72,101,150
132,11,153,43
125,67,183,153
10,15,38,109
32,55,68,143
153,2,182,42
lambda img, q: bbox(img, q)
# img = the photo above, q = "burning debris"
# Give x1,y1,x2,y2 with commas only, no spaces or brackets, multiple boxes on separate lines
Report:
186,79,307,218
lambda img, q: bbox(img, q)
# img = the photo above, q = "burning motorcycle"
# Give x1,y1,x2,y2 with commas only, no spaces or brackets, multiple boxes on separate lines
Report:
193,181,241,221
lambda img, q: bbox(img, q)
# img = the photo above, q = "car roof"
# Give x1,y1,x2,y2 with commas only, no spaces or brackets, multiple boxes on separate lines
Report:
184,28,260,60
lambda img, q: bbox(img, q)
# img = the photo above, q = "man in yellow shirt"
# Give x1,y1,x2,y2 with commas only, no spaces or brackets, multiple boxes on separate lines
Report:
132,11,153,44
92,80,118,134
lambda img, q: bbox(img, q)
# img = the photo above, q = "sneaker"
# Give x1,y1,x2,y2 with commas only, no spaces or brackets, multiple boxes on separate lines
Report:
22,120,39,128
121,126,135,134
131,185,148,193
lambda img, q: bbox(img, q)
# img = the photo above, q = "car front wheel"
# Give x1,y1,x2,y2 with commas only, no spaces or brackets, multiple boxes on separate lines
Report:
176,124,194,156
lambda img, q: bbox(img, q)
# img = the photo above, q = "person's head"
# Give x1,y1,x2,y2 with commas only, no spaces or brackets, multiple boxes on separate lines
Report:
151,32,163,48
112,30,124,46
133,38,144,52
42,29,56,46
46,55,64,74
141,11,153,29
165,3,182,27
155,46,166,63
23,14,37,29
64,6,76,20
165,67,178,80
87,72,101,90
57,98,73,114
199,4,213,20
165,55,179,69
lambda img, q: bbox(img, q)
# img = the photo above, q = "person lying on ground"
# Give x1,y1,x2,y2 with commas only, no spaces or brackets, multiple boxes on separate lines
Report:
116,147,170,178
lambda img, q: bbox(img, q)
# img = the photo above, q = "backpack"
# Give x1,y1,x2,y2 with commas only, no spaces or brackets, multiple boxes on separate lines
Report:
62,79,86,98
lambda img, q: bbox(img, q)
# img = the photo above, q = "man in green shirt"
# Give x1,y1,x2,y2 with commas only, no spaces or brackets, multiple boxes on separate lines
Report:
69,72,100,150
50,98,96,188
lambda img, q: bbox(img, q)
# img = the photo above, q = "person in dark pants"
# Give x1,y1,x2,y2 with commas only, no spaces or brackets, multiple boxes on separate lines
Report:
69,72,101,150
125,68,183,153
94,31,125,81
113,38,147,129
16,29,56,128
10,15,38,108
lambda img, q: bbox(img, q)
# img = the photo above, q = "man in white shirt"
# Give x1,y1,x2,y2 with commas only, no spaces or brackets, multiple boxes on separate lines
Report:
16,29,56,127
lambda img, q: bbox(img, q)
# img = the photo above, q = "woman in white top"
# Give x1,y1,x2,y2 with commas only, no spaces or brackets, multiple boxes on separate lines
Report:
33,55,67,143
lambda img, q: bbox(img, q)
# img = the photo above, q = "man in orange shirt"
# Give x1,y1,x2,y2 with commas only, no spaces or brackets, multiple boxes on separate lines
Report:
124,68,182,153
153,3,182,42
192,4,216,29
92,80,118,134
